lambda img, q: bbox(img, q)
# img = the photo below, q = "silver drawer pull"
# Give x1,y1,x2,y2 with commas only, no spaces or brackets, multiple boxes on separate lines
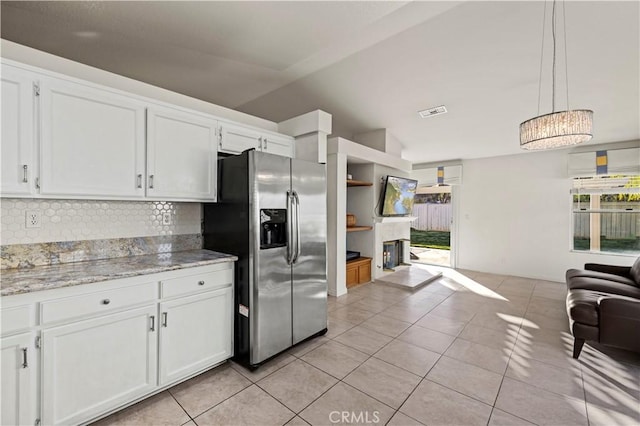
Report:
162,312,168,327
101,299,111,305
150,315,155,331
22,348,28,368
198,280,205,286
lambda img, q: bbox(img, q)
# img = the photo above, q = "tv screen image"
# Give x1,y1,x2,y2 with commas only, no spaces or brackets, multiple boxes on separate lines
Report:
380,176,419,216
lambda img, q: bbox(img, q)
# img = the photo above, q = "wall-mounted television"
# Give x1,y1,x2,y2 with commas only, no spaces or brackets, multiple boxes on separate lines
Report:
380,175,419,216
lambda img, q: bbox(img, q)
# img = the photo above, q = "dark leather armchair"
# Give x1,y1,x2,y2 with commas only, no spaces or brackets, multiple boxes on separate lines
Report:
565,257,640,358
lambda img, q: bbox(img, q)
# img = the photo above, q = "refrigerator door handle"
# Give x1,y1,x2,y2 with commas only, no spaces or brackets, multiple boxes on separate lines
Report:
286,190,295,265
292,191,302,264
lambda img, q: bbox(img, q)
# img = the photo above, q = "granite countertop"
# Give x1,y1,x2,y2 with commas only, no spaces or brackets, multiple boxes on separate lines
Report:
1,249,238,297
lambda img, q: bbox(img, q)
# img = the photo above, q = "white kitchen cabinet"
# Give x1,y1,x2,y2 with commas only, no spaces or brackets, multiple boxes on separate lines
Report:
1,332,36,426
1,64,35,196
158,286,233,385
41,305,158,426
39,77,146,199
262,134,294,158
219,120,294,158
218,121,263,154
146,106,217,201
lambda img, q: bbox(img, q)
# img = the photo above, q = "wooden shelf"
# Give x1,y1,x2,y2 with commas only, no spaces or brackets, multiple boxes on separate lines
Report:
346,225,373,232
347,179,373,187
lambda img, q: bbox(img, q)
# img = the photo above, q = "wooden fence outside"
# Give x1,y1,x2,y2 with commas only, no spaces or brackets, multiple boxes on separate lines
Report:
573,202,640,239
412,203,452,231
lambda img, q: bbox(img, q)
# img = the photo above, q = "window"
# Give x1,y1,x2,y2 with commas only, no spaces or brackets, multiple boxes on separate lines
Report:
572,175,640,255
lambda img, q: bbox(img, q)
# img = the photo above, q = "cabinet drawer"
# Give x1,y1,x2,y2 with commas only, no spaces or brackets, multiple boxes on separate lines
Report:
40,282,158,324
1,305,33,335
161,263,233,299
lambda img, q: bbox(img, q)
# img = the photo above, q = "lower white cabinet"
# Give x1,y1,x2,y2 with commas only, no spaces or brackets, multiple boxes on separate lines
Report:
159,287,232,385
41,305,158,426
0,262,234,426
1,332,36,426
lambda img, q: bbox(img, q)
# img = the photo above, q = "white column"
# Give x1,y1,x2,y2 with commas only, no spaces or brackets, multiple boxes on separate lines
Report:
278,110,332,164
327,153,348,296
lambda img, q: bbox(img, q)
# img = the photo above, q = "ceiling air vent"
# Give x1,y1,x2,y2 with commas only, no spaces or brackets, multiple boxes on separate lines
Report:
418,105,448,118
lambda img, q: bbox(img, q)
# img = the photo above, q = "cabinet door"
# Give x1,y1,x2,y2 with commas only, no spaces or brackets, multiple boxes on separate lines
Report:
1,64,34,196
39,78,146,198
1,332,36,426
41,305,157,426
147,106,217,200
262,134,294,158
218,122,262,154
158,287,232,385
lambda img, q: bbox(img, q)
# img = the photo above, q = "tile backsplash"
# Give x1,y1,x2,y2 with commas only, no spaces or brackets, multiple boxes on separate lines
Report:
0,198,202,245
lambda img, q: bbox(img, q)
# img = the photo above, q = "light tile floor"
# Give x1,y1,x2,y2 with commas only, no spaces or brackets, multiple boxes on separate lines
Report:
94,267,640,426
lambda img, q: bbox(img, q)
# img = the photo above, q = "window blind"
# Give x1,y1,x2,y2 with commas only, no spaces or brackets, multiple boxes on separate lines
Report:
571,175,640,195
411,165,462,186
568,147,640,177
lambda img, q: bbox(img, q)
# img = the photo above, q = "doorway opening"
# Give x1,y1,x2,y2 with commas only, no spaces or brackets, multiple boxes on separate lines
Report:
410,184,452,267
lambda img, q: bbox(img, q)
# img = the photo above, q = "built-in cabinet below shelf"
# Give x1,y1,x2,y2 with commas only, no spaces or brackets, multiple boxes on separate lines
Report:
346,256,372,288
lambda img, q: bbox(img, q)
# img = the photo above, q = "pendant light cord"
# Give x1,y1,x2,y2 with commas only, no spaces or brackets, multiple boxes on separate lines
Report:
563,0,570,110
551,0,557,112
536,0,548,116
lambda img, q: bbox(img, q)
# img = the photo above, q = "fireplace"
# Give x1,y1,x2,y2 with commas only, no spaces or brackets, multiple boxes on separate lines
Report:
382,239,410,270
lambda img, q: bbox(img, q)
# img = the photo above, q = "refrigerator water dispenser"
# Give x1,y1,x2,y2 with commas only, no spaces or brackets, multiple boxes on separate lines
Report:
260,209,286,249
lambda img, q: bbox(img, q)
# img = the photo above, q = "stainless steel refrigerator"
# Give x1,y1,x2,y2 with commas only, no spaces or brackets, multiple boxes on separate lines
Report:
203,150,327,368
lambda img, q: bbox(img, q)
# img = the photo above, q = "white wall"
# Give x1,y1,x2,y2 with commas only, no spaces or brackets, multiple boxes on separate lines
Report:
457,149,636,282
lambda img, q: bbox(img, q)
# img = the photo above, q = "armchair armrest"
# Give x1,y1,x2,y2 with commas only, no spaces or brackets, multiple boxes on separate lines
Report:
598,297,640,352
584,263,632,278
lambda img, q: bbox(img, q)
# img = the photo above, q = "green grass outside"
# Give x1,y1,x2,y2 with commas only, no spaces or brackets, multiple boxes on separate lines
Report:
573,238,640,254
410,228,451,250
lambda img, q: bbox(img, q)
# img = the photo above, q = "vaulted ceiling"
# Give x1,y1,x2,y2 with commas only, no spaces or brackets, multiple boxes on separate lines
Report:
2,1,638,163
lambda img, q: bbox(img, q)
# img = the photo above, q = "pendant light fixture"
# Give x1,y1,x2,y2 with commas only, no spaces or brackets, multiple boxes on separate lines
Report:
520,0,593,150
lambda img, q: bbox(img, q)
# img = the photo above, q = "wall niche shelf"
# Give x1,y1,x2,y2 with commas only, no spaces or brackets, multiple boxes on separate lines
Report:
346,225,373,232
346,179,373,187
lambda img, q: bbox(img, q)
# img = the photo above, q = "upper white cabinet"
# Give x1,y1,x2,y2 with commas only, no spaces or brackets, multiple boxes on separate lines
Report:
147,106,217,201
39,77,146,198
262,134,294,158
219,120,294,158
1,60,295,201
219,121,262,154
1,64,35,196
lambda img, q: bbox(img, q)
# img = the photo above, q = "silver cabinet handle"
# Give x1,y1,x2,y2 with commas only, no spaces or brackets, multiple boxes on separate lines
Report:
22,165,28,183
198,280,205,286
263,138,268,150
150,315,155,331
137,174,143,188
101,299,110,305
22,348,28,368
162,312,168,327
149,175,154,189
